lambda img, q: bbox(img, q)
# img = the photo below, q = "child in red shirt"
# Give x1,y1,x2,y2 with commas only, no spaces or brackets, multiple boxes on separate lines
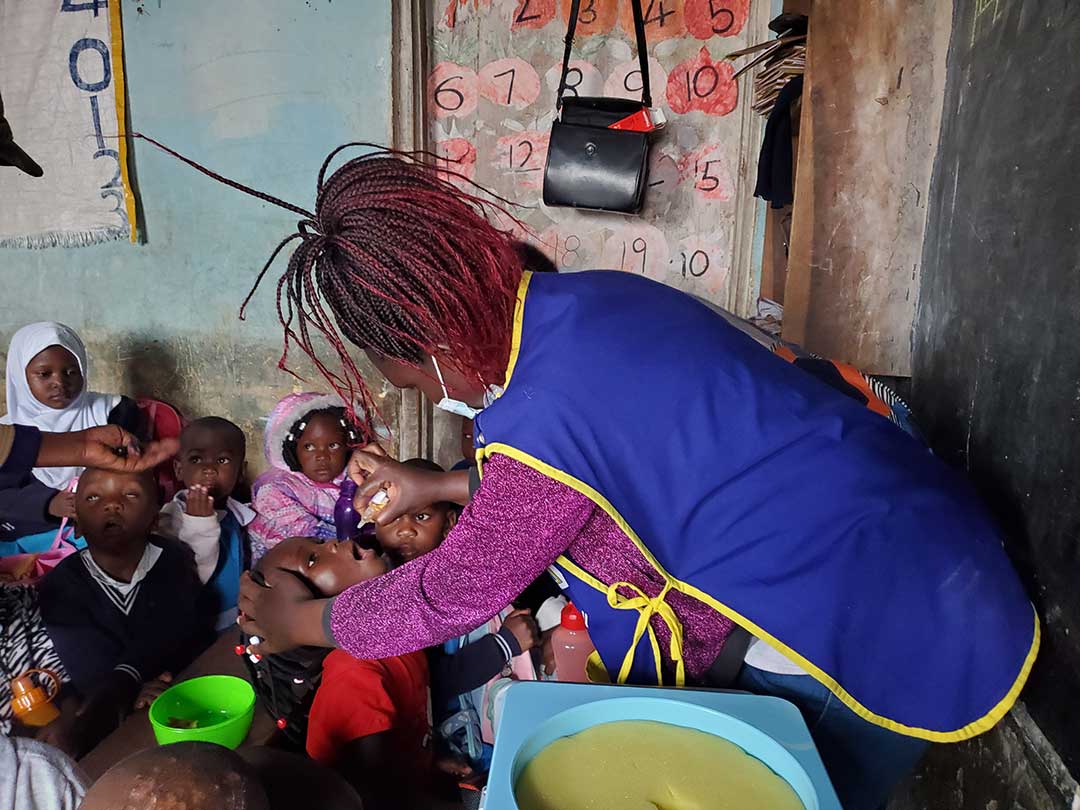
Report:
306,645,429,768
250,537,440,810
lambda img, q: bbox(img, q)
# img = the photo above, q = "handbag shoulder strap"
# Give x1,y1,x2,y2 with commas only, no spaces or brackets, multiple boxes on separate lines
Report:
556,0,652,109
628,0,652,108
554,0,583,108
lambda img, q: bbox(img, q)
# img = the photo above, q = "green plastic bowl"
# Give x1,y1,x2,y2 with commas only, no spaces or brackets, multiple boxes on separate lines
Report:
149,675,255,749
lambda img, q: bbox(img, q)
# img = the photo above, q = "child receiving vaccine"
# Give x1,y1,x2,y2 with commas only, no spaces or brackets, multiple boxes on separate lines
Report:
0,322,143,546
248,393,358,560
158,417,254,630
376,460,564,778
249,537,448,810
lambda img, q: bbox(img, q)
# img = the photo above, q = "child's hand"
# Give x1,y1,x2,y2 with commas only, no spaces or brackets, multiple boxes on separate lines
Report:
504,609,540,654
48,490,77,519
541,628,557,675
435,754,475,780
134,672,173,709
185,485,215,517
36,711,82,757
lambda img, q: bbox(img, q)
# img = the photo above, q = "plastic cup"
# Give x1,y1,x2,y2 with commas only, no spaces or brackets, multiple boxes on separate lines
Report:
148,674,255,749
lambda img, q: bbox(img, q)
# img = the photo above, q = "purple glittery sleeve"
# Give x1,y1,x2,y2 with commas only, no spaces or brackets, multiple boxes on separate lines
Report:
329,454,596,660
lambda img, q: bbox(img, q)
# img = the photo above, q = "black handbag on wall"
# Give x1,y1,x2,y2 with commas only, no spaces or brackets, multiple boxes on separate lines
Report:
542,0,655,214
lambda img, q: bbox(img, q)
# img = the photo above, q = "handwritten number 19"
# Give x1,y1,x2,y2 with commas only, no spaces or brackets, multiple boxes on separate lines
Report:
621,238,649,274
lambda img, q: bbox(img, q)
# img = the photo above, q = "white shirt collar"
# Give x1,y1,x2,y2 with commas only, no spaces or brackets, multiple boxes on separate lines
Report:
224,497,256,527
80,544,163,615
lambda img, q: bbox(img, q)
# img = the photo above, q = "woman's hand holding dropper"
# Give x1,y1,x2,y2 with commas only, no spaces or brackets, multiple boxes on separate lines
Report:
36,425,179,473
347,443,472,526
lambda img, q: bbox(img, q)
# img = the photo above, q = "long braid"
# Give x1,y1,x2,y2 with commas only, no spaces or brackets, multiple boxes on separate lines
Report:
133,134,528,438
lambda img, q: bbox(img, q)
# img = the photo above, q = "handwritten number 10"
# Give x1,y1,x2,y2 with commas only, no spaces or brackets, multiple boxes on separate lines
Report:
685,65,720,101
681,250,709,278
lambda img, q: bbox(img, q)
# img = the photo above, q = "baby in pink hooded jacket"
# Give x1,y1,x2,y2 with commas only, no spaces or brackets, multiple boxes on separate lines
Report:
249,393,358,560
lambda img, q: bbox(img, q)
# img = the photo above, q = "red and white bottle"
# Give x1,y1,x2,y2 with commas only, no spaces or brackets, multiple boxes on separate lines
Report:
551,602,596,684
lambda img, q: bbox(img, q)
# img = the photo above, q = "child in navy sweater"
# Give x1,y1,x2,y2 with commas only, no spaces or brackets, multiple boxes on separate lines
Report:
0,467,212,755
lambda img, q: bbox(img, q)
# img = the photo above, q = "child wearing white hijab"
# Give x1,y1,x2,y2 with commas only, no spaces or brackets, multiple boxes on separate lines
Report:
0,322,143,547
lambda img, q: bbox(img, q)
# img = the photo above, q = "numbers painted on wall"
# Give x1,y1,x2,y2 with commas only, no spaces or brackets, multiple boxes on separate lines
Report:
60,14,127,227
496,131,550,189
511,0,556,30
434,0,755,306
430,62,479,118
684,0,749,39
666,47,737,115
479,58,541,109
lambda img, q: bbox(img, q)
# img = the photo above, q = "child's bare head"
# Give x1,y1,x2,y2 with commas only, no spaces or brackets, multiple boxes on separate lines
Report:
81,742,269,810
175,416,246,506
76,468,159,553
374,458,458,565
256,537,387,598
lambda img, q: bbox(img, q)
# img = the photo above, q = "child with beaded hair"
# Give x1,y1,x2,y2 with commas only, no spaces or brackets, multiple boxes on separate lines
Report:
248,393,359,559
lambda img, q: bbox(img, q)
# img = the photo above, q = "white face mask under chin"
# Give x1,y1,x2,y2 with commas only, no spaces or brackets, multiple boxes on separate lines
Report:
432,356,488,419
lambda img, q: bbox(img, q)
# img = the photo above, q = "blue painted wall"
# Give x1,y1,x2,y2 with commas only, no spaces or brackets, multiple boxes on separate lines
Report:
0,0,395,469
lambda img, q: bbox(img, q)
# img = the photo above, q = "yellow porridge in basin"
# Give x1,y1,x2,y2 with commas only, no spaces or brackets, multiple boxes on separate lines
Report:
515,720,803,810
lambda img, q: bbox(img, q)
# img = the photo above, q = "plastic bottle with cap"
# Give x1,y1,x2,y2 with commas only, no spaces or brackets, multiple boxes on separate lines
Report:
334,479,381,550
334,479,361,541
10,669,62,727
550,602,596,684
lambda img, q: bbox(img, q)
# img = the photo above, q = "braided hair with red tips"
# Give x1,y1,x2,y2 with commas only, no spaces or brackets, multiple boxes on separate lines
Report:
132,135,529,439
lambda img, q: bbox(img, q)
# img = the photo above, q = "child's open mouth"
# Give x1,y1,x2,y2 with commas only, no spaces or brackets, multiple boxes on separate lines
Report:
349,540,374,563
102,516,125,534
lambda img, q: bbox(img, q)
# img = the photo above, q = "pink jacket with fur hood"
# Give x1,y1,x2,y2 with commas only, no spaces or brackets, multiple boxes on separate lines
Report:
249,392,346,560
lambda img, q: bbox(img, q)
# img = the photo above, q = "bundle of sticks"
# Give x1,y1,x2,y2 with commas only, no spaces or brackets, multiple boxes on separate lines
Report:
727,14,807,117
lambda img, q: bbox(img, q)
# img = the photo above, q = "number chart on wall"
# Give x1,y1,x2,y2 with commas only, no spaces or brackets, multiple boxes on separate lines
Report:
430,0,765,311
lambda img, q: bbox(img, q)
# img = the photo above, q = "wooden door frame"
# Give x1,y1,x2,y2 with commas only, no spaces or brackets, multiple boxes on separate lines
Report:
389,0,461,467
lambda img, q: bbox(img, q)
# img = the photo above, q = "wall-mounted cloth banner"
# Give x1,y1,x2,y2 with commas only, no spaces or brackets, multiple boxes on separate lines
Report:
0,1,137,249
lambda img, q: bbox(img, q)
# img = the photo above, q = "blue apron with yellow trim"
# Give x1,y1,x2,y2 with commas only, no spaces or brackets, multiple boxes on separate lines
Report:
475,270,1037,741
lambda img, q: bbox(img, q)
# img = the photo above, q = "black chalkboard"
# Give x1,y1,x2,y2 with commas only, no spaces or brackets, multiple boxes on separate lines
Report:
912,0,1080,773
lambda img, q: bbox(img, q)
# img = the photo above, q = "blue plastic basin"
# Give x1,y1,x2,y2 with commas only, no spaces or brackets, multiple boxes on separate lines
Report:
510,696,818,810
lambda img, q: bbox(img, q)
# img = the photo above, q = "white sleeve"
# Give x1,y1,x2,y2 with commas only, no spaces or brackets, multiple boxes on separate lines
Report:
158,499,222,585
